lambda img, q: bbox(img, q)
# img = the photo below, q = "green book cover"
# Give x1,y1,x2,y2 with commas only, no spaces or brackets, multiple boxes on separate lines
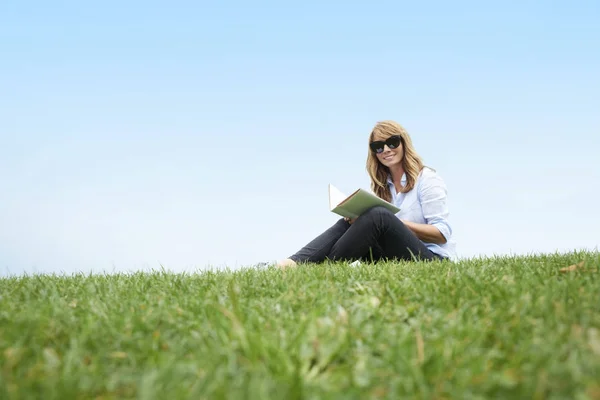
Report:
328,184,400,219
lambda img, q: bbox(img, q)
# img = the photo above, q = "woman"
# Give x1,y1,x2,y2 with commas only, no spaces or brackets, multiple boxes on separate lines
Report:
277,120,456,268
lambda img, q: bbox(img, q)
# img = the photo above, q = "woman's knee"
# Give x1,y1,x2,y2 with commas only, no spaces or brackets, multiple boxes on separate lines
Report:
361,205,396,220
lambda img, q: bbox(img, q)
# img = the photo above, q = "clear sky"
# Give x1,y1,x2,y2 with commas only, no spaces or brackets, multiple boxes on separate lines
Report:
1,0,599,276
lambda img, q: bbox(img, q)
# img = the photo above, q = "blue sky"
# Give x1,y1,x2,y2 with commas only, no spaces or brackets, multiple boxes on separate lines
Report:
1,0,599,276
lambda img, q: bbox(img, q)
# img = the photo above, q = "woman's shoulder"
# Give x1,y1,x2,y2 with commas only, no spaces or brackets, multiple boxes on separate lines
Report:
419,166,443,180
417,166,448,189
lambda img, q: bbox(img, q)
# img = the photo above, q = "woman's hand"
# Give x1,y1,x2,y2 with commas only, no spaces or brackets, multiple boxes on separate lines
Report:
344,217,357,225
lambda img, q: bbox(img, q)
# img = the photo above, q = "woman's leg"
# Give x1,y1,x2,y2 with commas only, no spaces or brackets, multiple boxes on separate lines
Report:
327,206,440,262
287,218,350,264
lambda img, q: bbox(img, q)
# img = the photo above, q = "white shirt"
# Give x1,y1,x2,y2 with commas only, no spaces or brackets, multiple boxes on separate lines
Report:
387,167,457,260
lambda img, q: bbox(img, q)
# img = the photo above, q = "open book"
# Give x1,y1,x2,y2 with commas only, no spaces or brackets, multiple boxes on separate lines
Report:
328,184,400,219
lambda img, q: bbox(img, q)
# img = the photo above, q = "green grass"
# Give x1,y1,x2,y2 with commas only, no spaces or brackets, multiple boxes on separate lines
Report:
1,251,599,399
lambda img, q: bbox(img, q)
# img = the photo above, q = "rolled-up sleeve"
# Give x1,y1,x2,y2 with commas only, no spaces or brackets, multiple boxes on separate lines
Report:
418,172,452,241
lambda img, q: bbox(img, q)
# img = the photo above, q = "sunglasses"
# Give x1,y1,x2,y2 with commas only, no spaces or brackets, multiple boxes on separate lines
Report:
369,135,402,153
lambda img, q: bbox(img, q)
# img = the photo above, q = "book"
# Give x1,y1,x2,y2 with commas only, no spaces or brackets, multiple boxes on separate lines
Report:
328,184,400,219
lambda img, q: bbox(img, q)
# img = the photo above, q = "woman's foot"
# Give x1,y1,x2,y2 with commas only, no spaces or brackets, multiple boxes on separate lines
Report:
276,258,297,269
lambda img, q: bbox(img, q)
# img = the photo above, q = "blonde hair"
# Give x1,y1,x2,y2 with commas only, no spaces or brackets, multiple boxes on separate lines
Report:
366,120,424,202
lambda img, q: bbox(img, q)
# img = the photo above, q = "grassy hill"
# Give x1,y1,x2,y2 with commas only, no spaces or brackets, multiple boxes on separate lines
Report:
1,251,599,399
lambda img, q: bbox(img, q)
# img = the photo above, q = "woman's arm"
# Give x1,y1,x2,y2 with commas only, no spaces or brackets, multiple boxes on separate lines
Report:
403,169,452,244
401,220,447,244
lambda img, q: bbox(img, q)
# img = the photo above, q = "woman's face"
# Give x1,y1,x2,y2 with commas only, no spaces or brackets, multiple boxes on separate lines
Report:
371,134,404,168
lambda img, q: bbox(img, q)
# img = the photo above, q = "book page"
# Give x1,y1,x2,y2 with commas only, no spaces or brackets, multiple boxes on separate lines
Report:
328,184,347,211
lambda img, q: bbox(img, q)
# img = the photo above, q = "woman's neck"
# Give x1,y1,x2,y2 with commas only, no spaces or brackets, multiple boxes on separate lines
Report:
388,164,405,184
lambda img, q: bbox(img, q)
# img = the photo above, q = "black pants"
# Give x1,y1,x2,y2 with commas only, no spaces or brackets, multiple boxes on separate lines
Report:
289,206,444,263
